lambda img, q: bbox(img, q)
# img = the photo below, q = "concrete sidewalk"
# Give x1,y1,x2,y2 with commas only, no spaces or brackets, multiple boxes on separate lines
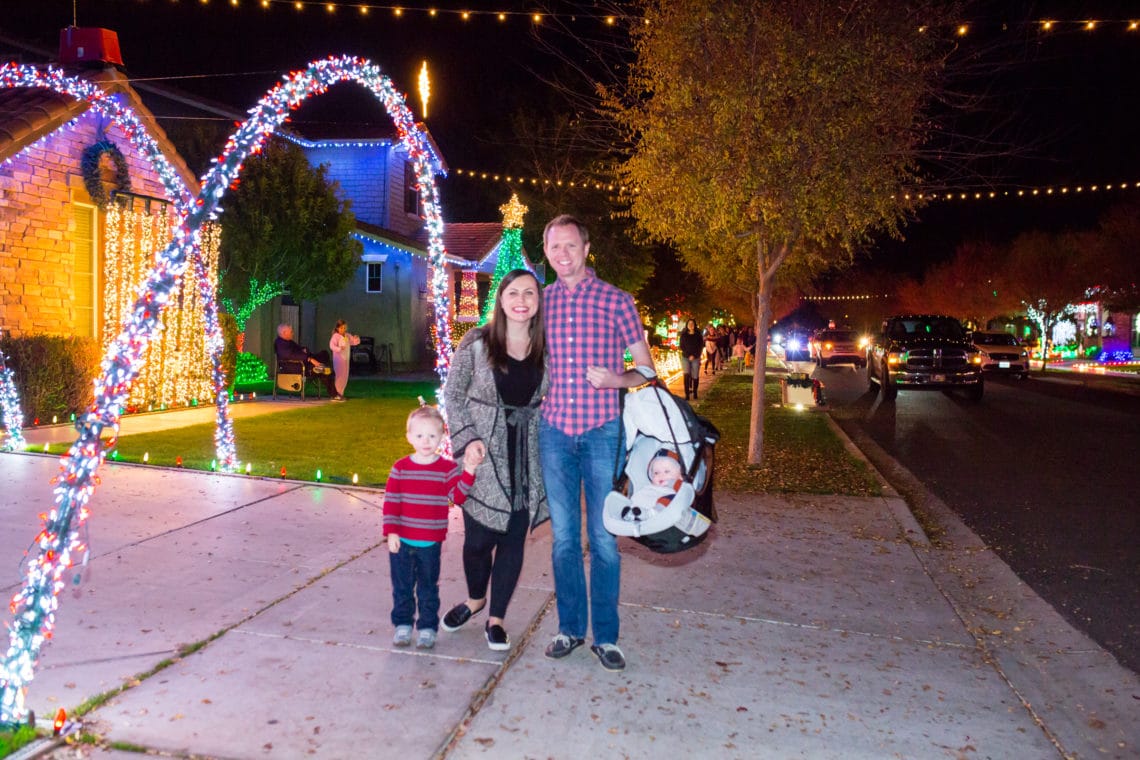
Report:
0,445,1135,758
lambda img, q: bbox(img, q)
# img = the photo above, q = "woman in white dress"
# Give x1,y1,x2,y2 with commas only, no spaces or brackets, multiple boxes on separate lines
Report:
328,319,359,400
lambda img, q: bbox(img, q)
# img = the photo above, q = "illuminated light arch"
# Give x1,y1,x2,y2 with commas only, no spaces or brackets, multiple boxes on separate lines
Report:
0,56,452,726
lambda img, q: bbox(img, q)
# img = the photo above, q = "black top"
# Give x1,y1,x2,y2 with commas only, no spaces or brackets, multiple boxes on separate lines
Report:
493,357,542,510
494,356,541,407
679,329,704,359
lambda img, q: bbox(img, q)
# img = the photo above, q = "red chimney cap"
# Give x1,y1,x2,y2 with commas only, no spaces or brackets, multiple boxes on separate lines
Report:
59,27,124,67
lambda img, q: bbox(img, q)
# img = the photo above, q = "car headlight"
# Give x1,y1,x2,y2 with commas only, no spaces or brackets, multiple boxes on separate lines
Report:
887,352,903,365
971,354,982,365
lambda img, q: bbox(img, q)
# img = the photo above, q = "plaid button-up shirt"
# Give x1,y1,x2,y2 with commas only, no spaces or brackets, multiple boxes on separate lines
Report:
542,270,644,435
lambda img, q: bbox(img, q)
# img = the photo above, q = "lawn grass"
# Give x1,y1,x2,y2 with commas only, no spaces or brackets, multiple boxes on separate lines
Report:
697,373,882,496
109,377,438,487
109,371,882,496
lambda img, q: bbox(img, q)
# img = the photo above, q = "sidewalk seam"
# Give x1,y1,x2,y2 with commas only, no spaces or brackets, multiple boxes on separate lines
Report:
435,592,558,759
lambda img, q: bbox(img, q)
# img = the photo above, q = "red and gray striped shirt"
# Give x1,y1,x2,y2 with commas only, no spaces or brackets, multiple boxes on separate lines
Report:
382,455,473,543
543,269,644,436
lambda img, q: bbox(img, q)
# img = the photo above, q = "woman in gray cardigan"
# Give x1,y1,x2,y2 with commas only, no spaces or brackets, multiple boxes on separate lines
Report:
441,269,550,651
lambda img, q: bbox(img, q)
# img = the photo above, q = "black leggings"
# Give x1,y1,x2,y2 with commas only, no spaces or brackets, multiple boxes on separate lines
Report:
461,508,529,620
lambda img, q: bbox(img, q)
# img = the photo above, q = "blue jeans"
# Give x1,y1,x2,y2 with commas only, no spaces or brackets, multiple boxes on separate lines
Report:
682,356,701,380
389,541,441,631
539,417,622,645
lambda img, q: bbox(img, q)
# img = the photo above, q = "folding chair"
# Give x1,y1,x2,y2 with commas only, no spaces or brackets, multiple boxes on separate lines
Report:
273,356,322,400
351,336,377,374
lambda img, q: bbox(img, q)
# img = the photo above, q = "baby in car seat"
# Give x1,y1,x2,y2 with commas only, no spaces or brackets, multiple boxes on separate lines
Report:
621,449,684,522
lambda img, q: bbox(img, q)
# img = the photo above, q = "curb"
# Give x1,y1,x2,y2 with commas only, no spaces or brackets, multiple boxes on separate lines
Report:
821,412,931,548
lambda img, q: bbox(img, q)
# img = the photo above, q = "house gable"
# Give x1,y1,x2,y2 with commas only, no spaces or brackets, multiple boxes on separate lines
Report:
0,68,196,337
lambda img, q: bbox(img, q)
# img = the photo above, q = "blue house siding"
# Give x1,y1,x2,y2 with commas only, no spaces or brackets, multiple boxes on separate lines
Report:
301,142,391,225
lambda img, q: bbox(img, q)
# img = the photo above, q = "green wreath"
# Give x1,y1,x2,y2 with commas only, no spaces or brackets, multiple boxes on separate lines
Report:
81,139,132,207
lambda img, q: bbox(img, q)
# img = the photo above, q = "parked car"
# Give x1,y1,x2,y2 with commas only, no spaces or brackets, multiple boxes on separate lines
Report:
867,315,983,401
810,328,867,368
971,331,1030,379
772,329,813,362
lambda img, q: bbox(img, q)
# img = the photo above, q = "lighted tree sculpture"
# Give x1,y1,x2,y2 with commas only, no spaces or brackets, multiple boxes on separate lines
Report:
480,193,530,324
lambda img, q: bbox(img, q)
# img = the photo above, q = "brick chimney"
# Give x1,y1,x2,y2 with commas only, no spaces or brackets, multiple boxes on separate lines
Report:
58,27,124,68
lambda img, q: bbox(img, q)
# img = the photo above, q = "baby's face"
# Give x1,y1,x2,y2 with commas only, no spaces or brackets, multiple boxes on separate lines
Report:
650,457,682,486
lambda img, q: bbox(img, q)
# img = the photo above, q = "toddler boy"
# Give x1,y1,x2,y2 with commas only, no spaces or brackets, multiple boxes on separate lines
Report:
383,406,482,648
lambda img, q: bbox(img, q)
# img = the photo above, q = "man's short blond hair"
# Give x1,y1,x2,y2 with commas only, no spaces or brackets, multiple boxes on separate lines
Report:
543,213,589,247
406,405,445,433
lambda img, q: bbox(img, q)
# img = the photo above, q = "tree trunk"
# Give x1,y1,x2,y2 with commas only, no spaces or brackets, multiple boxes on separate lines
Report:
747,269,776,466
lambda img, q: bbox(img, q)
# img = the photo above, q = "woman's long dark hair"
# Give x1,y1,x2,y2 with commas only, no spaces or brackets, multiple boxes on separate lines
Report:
483,269,544,372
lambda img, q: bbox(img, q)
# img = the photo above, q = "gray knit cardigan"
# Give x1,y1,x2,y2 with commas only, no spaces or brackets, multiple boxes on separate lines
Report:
443,328,550,533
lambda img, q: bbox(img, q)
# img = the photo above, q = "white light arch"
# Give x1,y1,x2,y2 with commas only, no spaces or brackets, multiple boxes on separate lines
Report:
0,56,453,725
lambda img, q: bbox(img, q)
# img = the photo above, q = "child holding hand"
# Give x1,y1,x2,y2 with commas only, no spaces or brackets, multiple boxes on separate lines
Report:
383,406,483,649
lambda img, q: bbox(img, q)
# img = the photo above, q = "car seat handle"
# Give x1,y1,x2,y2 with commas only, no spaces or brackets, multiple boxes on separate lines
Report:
632,365,656,382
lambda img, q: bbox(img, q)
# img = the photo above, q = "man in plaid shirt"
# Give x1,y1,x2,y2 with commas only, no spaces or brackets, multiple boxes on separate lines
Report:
539,214,653,673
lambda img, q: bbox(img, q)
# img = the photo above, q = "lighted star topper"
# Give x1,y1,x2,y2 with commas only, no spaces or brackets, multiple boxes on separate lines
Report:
499,192,528,229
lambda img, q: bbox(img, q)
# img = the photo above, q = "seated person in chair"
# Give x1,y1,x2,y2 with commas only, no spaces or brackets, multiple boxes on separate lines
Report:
274,324,339,399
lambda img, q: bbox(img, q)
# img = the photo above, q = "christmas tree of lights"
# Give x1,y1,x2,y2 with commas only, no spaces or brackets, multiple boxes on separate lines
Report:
456,270,480,321
479,193,529,325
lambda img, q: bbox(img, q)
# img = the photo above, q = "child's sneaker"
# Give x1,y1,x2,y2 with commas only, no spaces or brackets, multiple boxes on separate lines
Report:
416,628,437,649
393,625,413,647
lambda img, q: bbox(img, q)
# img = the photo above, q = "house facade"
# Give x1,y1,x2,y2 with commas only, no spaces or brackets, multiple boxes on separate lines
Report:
3,30,535,381
245,131,537,373
0,65,197,340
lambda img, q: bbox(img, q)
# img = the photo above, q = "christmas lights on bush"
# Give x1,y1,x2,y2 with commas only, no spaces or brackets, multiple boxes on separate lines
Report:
0,333,27,452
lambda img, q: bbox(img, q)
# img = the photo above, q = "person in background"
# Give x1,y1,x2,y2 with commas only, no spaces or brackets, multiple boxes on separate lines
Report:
329,319,360,401
717,325,732,372
382,406,482,650
274,323,338,399
441,269,550,652
704,324,720,375
679,318,704,400
731,336,746,372
539,213,654,673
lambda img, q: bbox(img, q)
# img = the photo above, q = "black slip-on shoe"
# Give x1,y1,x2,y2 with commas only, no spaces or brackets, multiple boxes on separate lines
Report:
440,602,482,632
485,622,510,651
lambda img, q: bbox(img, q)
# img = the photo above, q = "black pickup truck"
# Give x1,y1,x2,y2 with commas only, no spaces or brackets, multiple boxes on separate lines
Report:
867,315,984,401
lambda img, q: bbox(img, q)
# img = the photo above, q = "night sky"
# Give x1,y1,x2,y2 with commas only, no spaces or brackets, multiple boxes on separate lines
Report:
3,0,1139,278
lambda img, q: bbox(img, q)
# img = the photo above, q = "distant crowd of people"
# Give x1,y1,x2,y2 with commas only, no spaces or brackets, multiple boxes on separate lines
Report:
677,321,756,399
